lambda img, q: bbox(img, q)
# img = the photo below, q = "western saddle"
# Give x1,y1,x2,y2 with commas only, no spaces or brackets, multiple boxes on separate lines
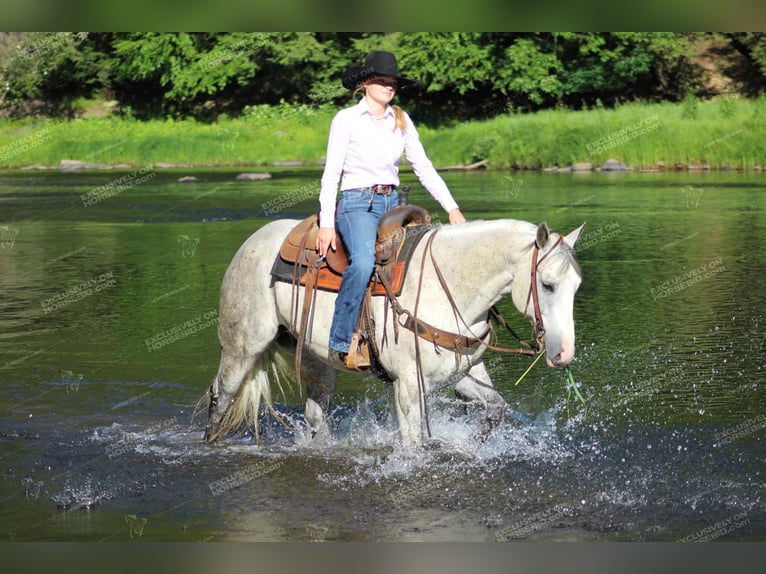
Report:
275,204,432,373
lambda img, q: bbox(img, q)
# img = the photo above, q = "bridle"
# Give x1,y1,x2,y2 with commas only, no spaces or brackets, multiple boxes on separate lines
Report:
391,228,566,360
377,227,566,439
523,234,564,347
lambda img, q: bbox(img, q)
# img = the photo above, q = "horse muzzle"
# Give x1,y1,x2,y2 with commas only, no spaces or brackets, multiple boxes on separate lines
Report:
545,343,575,368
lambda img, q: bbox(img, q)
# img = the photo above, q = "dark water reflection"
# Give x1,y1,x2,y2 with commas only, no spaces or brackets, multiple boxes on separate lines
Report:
0,168,764,541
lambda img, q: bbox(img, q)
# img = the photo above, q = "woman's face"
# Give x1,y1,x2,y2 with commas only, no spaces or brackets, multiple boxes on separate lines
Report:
364,75,398,106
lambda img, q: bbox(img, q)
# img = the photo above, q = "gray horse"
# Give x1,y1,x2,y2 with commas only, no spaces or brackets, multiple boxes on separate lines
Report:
204,217,585,447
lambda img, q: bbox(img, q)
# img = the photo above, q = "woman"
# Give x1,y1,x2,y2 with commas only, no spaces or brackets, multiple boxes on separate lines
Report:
317,50,466,369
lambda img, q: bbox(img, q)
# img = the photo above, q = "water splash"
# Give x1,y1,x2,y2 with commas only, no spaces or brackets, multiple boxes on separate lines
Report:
51,474,115,512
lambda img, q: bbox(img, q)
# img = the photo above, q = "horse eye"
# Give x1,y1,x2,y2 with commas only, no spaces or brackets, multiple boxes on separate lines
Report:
542,282,555,293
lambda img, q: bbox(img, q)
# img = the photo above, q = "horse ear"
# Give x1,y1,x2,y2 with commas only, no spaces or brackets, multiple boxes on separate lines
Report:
536,221,550,248
564,222,586,247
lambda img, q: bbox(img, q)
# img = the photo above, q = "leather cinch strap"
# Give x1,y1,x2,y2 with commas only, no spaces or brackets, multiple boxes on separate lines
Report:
292,224,321,397
376,228,542,363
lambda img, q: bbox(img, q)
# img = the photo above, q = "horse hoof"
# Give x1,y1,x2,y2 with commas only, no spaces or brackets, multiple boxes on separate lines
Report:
424,437,445,450
204,423,220,444
475,418,501,444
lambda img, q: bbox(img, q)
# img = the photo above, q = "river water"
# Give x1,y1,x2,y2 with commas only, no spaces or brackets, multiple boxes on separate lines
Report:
0,167,764,542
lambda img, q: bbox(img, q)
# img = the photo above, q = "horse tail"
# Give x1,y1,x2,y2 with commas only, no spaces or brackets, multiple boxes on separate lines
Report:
201,345,295,443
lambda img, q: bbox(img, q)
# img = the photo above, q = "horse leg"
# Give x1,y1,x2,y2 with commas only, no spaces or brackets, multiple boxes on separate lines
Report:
206,319,280,442
273,328,337,441
393,376,424,448
303,352,337,441
453,360,508,441
205,347,255,442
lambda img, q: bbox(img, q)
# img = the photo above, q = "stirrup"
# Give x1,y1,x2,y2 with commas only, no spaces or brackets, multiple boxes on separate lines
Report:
346,332,371,370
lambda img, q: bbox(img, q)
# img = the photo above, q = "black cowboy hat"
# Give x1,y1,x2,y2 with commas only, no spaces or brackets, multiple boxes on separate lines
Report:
341,51,418,90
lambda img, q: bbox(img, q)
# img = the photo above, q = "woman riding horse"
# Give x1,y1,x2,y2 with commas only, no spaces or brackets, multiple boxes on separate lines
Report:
317,51,466,370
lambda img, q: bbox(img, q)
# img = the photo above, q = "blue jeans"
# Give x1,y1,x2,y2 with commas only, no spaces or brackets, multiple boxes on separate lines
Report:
328,188,398,353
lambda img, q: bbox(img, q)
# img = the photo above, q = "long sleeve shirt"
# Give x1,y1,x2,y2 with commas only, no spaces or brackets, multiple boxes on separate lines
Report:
318,98,459,228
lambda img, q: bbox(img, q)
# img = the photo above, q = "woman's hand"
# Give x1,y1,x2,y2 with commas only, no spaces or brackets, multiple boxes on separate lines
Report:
317,227,337,257
448,208,466,224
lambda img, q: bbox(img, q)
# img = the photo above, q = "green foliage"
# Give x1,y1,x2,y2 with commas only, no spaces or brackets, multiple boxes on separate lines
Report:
397,32,492,95
1,32,765,123
722,33,766,94
418,98,766,170
750,34,766,75
681,91,699,119
0,32,102,116
109,32,337,118
719,96,737,119
241,100,333,126
1,99,763,171
501,37,564,105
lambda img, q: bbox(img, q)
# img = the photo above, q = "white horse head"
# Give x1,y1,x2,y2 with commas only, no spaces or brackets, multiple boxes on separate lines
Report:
511,221,585,368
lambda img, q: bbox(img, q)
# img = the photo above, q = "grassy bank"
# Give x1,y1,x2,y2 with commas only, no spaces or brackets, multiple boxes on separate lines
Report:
426,97,766,170
1,98,765,171
0,103,338,169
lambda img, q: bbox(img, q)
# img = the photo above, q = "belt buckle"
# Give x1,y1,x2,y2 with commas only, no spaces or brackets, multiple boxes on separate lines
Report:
373,184,392,195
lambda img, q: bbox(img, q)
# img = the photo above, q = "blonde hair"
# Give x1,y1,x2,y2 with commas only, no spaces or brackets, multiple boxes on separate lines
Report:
392,105,406,132
354,80,406,132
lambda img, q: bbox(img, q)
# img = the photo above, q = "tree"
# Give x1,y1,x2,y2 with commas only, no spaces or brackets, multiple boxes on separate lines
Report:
555,32,704,106
1,32,103,117
109,32,359,118
0,32,758,122
394,33,704,120
718,32,766,96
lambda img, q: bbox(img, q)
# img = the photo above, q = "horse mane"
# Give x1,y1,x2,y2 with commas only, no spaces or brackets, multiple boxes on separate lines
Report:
435,218,537,241
434,218,581,278
554,242,582,279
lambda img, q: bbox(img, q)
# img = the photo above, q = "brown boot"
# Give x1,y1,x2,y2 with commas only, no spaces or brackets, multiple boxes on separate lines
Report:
327,349,348,370
345,332,371,370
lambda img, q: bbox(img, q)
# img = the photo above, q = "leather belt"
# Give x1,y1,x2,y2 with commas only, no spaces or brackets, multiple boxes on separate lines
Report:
358,184,395,195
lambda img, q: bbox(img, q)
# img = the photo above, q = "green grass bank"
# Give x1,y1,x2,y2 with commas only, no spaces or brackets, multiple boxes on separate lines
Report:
1,98,765,171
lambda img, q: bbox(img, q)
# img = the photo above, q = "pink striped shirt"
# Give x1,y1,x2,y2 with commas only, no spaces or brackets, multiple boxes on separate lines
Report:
319,98,459,228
